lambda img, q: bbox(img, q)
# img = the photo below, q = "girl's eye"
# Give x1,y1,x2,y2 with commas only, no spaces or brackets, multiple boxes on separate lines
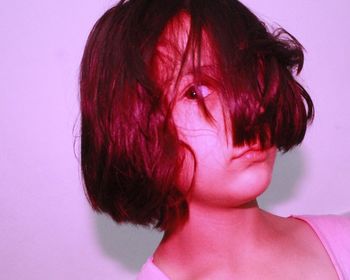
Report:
184,85,211,100
185,87,199,100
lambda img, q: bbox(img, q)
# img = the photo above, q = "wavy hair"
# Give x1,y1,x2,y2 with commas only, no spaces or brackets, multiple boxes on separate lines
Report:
79,0,314,230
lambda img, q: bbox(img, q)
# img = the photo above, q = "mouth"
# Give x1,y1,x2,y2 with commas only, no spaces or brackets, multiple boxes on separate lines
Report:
231,146,271,162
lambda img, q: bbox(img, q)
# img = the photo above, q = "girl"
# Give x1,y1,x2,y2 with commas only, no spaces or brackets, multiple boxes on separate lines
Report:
79,0,350,279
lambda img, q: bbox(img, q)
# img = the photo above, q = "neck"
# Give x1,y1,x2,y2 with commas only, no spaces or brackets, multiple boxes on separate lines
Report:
153,200,285,278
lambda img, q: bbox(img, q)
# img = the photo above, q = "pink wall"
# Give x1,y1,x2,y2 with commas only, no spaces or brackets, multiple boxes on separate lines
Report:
1,0,349,279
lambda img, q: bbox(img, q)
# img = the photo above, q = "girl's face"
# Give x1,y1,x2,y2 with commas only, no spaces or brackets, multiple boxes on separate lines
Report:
155,14,277,209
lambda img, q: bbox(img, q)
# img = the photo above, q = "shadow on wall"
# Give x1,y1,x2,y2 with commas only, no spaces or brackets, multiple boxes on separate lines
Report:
93,149,305,273
94,214,162,272
259,149,305,210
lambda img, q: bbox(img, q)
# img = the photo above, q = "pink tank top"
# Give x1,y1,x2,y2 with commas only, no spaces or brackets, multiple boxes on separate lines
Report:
137,215,350,280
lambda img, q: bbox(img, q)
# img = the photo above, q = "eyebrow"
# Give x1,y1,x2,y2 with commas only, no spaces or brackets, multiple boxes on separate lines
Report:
182,65,221,89
183,64,218,76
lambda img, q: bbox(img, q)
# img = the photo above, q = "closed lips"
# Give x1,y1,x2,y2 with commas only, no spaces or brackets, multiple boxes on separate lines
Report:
231,147,269,161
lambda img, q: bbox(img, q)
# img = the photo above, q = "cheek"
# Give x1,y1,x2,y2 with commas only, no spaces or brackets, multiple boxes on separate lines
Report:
177,116,228,175
174,100,227,153
174,111,227,193
176,129,223,193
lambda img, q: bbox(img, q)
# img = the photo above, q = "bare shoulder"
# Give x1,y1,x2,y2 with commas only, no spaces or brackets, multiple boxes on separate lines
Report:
278,216,339,280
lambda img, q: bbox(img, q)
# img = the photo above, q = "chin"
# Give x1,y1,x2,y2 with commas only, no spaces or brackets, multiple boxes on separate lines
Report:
190,169,273,208
229,166,273,203
187,149,277,208
215,162,275,207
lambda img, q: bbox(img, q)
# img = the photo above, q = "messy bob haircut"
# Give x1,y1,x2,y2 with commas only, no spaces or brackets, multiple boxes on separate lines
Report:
80,0,314,230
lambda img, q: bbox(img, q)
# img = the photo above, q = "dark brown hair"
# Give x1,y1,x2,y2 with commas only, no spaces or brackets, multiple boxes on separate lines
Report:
80,0,314,230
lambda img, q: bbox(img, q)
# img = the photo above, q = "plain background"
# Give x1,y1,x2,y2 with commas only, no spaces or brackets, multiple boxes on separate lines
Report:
1,0,349,279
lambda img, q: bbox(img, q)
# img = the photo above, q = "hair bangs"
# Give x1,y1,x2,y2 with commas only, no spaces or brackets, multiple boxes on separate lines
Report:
181,0,315,151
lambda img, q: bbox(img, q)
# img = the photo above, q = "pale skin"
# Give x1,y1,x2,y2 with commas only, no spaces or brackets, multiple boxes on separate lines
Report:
152,13,339,280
